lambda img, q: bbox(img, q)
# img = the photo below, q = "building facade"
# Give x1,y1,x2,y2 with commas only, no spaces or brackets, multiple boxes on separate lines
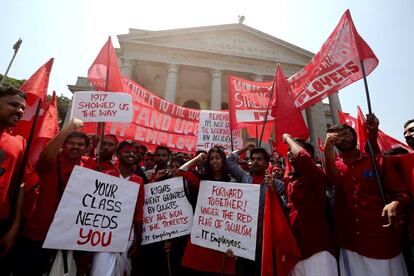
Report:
68,22,341,152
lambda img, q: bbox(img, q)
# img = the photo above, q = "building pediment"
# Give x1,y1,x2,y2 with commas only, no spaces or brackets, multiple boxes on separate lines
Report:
118,24,313,66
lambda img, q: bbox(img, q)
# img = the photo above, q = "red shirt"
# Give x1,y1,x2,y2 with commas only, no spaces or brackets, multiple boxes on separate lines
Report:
104,169,144,223
178,170,237,275
0,131,26,220
331,153,410,259
23,154,92,241
84,157,117,172
286,150,334,259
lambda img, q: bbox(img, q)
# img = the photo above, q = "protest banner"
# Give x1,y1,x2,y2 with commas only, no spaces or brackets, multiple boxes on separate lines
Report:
197,110,243,152
43,166,139,252
191,181,260,260
141,177,193,245
287,10,378,109
227,76,274,129
71,91,133,122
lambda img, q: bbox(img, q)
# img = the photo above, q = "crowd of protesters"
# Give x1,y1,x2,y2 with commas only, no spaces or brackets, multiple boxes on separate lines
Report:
0,85,414,276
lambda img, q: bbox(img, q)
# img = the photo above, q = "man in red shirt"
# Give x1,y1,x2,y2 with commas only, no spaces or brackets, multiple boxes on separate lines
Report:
91,139,144,276
85,133,118,172
283,134,337,275
325,123,410,276
0,86,26,272
14,118,89,276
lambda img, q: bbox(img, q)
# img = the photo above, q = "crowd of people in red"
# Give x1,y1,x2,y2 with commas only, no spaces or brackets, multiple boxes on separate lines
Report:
0,85,413,276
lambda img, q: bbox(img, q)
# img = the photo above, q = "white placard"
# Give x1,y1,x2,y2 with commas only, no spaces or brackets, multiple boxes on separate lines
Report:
43,166,139,252
71,91,133,122
191,181,260,260
141,177,193,245
197,110,243,152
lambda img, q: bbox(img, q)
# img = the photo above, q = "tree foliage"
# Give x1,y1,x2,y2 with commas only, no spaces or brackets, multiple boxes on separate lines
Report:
1,74,71,129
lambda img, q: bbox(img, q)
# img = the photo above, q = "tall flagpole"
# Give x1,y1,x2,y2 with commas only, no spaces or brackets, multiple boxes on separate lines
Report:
0,38,22,87
360,61,386,205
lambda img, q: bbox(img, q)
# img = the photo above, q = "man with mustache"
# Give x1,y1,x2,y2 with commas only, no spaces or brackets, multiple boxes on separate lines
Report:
0,86,26,273
324,123,410,276
86,134,119,172
14,118,93,276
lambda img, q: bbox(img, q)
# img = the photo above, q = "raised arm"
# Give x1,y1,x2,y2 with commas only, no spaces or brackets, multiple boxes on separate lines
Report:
39,118,84,163
324,132,341,183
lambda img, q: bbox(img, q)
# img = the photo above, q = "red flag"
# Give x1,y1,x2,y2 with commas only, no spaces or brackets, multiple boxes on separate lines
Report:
13,58,54,139
246,124,273,142
288,10,378,109
356,106,368,151
271,65,309,155
261,189,301,276
339,109,412,153
27,91,59,168
88,36,124,92
318,137,325,153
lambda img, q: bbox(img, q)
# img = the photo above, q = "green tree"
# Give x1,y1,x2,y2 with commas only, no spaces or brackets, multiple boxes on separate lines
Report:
1,74,70,129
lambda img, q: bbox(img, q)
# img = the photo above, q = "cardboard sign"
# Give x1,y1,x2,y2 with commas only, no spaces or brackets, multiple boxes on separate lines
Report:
43,166,139,252
141,177,193,245
71,91,133,122
191,181,260,260
197,110,243,152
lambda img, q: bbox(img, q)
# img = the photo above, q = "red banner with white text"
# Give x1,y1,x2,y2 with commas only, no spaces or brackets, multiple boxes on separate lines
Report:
104,78,200,153
227,76,274,129
288,9,378,109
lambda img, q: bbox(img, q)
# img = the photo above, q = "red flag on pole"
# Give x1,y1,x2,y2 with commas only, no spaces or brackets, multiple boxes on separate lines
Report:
288,9,379,109
13,58,54,139
27,91,59,168
271,65,309,155
356,106,368,151
261,189,301,276
339,109,412,153
88,36,124,92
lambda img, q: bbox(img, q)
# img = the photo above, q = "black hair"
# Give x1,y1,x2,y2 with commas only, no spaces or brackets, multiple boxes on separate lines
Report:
155,145,171,155
195,150,207,156
0,86,26,99
404,119,414,128
63,131,90,147
103,134,119,145
294,138,315,158
116,140,138,154
327,123,357,141
383,147,409,156
202,145,230,182
250,147,270,163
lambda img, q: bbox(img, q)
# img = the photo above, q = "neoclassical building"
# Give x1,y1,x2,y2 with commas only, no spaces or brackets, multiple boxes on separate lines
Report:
68,22,341,152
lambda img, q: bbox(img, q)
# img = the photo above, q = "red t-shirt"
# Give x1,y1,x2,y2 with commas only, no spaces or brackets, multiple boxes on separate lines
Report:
331,153,410,259
104,169,144,223
178,170,236,275
286,150,334,258
84,157,117,172
0,131,26,220
23,154,93,241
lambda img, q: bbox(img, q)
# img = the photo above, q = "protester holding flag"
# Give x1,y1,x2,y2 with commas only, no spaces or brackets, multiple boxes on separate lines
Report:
324,123,410,276
226,142,286,275
282,134,337,275
14,118,92,276
0,86,26,273
178,146,237,275
91,140,145,276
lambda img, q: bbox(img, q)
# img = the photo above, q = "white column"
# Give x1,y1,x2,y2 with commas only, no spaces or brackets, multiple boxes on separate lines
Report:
328,92,342,124
210,69,222,110
306,102,327,156
120,59,134,79
164,64,179,103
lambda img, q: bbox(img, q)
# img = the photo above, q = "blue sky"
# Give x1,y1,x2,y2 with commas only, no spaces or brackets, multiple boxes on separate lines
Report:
1,0,413,141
